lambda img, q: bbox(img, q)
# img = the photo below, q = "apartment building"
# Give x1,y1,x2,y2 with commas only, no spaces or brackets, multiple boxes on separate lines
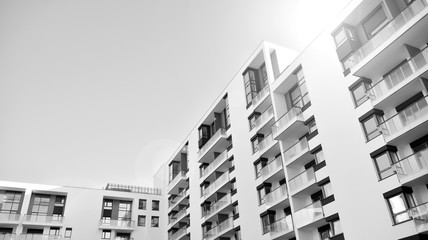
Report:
0,181,164,240
153,0,428,240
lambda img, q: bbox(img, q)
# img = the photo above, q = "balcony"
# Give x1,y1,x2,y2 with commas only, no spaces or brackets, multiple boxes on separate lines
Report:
266,216,294,239
202,193,232,220
201,150,229,180
0,213,20,224
378,95,428,144
18,235,63,240
283,138,311,166
250,105,274,134
260,156,284,181
22,215,63,226
265,184,288,209
168,208,188,227
99,219,135,231
257,134,280,157
348,0,428,75
294,201,324,229
202,172,230,198
168,189,187,210
0,233,16,240
167,170,187,194
169,227,188,240
394,148,428,185
288,168,317,196
252,85,270,108
272,107,306,143
203,217,234,240
198,128,228,163
367,47,428,108
408,202,428,233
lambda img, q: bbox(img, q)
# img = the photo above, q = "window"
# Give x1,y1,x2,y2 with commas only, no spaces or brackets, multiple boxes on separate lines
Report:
243,68,258,106
359,110,383,141
64,228,72,239
260,212,275,234
138,199,146,210
152,200,159,211
251,134,263,154
31,194,50,216
313,149,325,164
318,225,332,240
308,118,317,134
350,80,371,107
321,181,333,198
248,112,261,130
151,216,159,227
235,228,242,240
363,5,388,39
258,188,266,205
333,25,356,47
138,215,146,227
225,96,231,127
103,200,113,209
289,68,311,108
0,191,22,214
118,201,132,220
102,230,111,239
260,63,268,87
232,202,239,217
371,146,398,180
384,187,415,224
331,219,343,236
49,227,60,236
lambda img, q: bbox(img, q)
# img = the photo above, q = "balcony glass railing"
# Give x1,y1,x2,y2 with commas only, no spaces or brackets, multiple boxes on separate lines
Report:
169,190,187,208
251,106,274,130
288,168,315,193
272,107,302,136
203,172,230,197
258,134,275,153
260,156,283,179
202,193,232,218
294,201,324,228
348,0,428,69
368,48,428,101
169,227,187,240
283,138,309,163
409,202,428,222
18,234,63,240
266,215,293,236
394,148,428,181
198,128,227,158
379,96,428,138
0,213,20,222
265,184,288,206
99,219,135,228
24,214,64,224
201,150,228,179
203,217,234,240
169,208,187,225
252,85,270,107
0,233,16,240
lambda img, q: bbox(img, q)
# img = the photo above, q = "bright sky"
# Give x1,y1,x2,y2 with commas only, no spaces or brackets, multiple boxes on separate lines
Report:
0,0,352,188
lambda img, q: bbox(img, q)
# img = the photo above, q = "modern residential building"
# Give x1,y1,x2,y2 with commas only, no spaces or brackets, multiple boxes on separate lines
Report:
0,181,164,240
3,0,428,239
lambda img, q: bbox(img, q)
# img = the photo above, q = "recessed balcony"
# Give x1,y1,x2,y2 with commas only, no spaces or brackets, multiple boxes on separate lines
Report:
18,234,63,240
288,168,317,196
0,213,20,225
169,226,188,240
198,128,228,163
202,172,230,199
202,193,232,221
378,95,428,145
265,184,288,209
272,107,306,143
167,170,187,195
252,85,270,109
293,200,325,229
266,216,294,240
203,217,234,240
250,105,275,135
257,134,280,158
98,219,135,231
0,233,16,240
349,0,428,76
367,47,428,109
283,138,311,167
168,189,188,211
201,150,229,180
168,208,188,228
23,215,64,226
394,148,428,185
260,156,284,182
